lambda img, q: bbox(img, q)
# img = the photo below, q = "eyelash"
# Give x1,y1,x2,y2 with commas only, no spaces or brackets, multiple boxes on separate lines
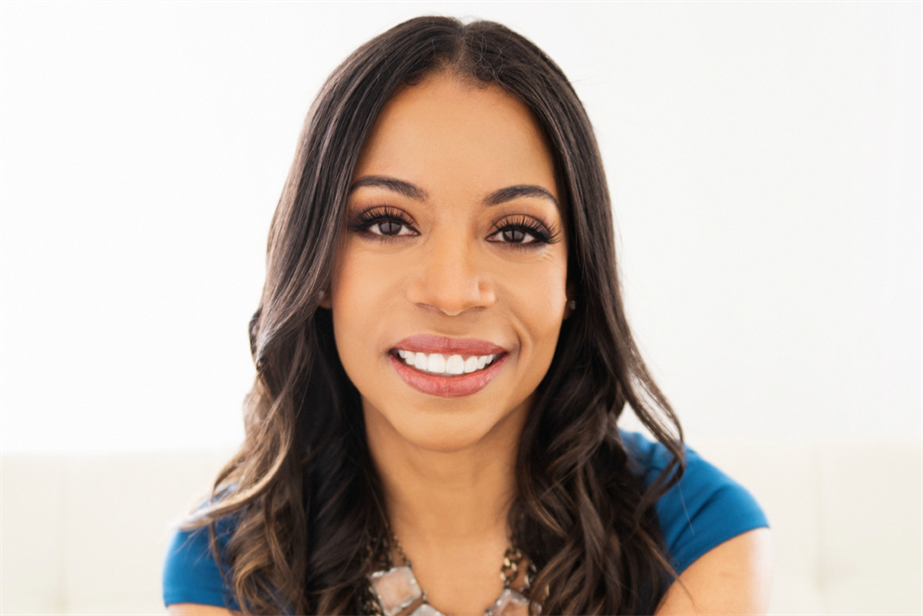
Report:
346,206,561,249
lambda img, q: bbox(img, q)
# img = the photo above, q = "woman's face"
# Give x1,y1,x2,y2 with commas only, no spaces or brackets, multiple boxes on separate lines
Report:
323,73,570,452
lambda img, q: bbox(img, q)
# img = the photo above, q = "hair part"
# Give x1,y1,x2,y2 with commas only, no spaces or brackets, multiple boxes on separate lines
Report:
183,16,684,615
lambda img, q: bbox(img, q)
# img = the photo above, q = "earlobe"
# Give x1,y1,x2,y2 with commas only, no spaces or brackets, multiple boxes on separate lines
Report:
563,281,577,319
563,297,577,320
318,290,332,310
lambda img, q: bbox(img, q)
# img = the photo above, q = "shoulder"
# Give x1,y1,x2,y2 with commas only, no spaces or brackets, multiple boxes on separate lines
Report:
655,526,772,614
620,430,770,575
162,509,241,611
167,604,238,615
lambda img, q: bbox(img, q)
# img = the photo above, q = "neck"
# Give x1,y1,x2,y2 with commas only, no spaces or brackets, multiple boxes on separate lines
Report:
362,398,531,615
365,406,524,549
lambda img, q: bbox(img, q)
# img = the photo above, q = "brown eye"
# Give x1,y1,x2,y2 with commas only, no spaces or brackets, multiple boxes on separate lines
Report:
487,215,558,249
377,221,404,235
502,228,527,243
347,206,418,239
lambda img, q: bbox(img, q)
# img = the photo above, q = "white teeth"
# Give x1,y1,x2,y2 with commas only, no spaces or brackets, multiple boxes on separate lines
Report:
446,355,465,375
395,350,500,375
427,353,446,373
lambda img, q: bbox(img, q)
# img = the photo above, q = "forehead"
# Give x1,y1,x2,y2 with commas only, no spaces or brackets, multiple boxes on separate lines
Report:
352,73,559,204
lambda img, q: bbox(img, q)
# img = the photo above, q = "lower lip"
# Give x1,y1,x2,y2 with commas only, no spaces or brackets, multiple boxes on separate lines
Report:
389,352,509,398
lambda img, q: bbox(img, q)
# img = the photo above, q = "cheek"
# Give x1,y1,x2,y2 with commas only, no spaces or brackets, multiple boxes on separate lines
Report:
502,251,569,352
328,244,394,371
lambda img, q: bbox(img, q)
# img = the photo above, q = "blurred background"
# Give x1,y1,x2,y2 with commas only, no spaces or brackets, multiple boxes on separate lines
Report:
1,2,919,614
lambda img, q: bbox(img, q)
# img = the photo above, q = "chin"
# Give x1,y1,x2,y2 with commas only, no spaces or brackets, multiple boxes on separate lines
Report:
391,410,502,453
360,384,534,456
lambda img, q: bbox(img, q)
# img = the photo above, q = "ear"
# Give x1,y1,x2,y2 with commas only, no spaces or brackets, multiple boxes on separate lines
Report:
563,280,577,320
318,290,332,310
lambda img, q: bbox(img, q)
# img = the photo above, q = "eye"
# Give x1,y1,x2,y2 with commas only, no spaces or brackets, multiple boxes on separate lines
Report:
487,215,560,248
498,228,532,243
370,219,412,237
347,206,418,239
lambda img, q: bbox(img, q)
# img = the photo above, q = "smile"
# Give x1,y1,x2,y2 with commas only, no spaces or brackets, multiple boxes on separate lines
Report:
388,349,509,398
394,350,499,375
387,335,510,398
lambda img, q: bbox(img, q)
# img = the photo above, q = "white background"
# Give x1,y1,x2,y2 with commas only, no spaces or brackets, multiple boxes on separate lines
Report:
2,1,919,454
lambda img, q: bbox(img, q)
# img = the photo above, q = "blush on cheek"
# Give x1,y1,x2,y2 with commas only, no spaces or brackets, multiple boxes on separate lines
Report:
329,243,407,391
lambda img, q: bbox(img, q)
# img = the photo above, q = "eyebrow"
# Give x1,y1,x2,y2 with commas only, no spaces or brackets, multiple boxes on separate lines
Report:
483,185,559,209
348,176,427,201
350,175,560,209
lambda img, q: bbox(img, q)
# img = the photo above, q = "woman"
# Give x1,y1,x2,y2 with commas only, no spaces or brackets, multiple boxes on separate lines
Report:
163,16,770,615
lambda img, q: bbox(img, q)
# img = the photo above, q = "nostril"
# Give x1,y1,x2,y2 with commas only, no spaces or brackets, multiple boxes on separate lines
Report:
406,256,496,315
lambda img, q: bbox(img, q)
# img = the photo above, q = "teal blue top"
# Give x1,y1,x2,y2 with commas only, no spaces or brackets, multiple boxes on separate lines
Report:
162,431,768,610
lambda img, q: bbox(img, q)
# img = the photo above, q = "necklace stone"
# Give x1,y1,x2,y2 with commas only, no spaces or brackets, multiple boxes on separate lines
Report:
367,564,534,616
365,543,539,616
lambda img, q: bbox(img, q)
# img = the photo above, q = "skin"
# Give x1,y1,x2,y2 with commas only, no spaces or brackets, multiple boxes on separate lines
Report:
326,72,569,615
656,528,773,614
169,73,771,616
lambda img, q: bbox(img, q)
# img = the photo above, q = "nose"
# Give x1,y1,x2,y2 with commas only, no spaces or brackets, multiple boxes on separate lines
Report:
405,231,496,316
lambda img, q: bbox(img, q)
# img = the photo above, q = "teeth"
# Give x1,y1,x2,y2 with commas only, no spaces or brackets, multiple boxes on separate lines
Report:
395,350,499,375
446,355,465,375
427,353,446,373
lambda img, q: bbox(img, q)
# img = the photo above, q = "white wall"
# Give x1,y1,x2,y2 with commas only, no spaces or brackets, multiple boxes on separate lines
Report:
2,2,919,453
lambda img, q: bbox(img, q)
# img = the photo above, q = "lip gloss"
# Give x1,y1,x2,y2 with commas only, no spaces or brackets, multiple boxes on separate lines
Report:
389,352,509,398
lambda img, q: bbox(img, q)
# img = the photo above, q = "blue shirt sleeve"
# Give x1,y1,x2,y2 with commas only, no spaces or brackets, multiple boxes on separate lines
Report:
162,514,241,610
621,430,769,574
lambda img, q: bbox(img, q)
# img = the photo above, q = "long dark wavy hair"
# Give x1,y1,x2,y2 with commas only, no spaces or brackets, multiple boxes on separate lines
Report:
182,15,685,615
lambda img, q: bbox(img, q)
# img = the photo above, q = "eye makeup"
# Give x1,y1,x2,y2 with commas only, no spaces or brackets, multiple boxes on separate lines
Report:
486,214,561,248
346,205,418,239
346,205,561,249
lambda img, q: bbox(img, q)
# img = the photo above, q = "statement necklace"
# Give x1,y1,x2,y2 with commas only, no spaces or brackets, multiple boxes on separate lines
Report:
363,533,540,616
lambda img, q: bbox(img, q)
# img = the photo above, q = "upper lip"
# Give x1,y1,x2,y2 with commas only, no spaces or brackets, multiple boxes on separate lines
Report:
392,334,507,356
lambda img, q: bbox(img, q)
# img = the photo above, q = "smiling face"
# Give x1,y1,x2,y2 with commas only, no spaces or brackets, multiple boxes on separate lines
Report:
322,73,570,453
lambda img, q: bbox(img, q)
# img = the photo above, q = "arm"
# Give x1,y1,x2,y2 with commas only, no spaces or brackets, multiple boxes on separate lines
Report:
167,604,237,616
655,528,773,615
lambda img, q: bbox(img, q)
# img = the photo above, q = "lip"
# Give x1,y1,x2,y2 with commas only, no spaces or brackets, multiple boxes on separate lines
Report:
392,334,507,356
389,351,509,398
